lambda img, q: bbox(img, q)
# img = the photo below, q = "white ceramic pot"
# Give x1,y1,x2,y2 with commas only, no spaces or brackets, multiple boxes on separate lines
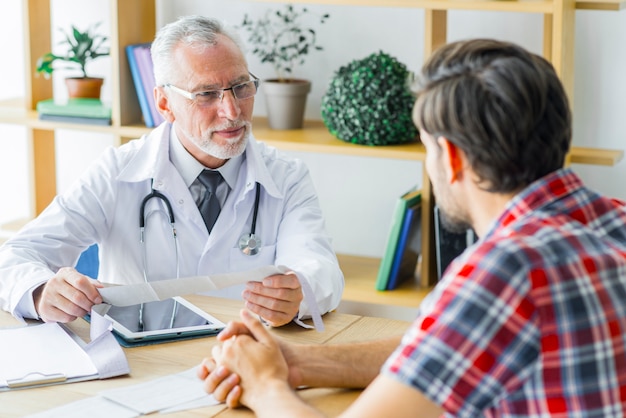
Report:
262,79,311,130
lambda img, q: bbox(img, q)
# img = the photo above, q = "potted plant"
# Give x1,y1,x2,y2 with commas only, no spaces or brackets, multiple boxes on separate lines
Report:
239,4,329,130
36,22,110,99
321,51,419,146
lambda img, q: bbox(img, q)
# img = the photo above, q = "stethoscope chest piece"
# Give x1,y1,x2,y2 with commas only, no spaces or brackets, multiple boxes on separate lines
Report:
238,182,262,256
239,233,261,256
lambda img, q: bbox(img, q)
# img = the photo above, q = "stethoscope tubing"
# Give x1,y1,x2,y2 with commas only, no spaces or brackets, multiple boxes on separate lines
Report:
250,181,260,236
139,180,261,253
136,180,261,328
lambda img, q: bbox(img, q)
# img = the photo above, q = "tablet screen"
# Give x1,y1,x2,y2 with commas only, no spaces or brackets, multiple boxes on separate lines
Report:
104,297,225,343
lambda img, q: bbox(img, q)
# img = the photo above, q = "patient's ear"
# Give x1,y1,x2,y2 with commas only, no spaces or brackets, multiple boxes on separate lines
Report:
439,136,465,183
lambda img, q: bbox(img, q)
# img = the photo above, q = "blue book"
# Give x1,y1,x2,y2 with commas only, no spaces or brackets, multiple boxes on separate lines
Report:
375,188,421,291
387,201,422,290
126,43,154,127
134,44,164,127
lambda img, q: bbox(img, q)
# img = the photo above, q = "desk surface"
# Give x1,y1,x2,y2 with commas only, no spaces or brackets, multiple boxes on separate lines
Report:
2,295,411,417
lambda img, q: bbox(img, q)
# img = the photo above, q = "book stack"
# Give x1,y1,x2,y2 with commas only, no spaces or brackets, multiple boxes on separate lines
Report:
37,98,112,125
375,188,422,291
126,43,165,128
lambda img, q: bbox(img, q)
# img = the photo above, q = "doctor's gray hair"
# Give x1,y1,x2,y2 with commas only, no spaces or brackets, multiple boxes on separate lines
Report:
150,15,247,87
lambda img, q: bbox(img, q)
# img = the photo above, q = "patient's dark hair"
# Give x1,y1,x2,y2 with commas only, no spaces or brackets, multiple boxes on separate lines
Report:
413,39,572,193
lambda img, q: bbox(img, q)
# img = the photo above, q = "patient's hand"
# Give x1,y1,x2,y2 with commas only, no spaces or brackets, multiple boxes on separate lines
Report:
198,311,304,408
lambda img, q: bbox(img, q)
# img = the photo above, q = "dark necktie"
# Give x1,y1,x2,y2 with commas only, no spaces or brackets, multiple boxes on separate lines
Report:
197,170,222,233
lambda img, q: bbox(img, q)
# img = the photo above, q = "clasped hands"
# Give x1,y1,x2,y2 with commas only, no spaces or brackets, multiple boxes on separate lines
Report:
198,309,299,409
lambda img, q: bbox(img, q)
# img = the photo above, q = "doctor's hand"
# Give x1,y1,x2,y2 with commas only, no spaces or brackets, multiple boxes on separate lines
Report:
33,267,103,323
198,316,304,408
242,272,303,327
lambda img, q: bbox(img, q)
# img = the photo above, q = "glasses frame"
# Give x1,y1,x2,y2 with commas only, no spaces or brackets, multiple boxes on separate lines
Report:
164,73,259,105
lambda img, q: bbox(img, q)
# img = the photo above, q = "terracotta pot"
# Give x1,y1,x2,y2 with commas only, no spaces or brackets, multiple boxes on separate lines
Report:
262,79,311,130
65,77,104,99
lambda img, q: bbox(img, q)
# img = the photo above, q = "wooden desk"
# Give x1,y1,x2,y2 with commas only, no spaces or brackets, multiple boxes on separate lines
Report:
2,295,411,417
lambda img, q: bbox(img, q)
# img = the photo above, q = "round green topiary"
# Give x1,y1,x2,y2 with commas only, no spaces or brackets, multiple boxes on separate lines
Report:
321,51,419,146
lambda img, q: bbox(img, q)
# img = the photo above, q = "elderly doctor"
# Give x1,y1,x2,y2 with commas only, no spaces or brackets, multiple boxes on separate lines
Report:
0,15,344,328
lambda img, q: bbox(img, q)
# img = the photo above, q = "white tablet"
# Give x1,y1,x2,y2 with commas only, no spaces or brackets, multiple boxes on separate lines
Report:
101,297,225,346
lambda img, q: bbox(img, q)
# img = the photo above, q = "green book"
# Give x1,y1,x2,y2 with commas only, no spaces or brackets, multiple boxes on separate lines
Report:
375,187,422,291
36,98,111,119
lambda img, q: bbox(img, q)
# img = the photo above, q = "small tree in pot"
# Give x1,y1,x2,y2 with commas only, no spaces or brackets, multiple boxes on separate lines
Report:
321,51,419,146
36,22,110,99
239,4,329,129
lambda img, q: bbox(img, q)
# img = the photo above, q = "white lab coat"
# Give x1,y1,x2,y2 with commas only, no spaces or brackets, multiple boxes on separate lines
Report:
0,123,344,320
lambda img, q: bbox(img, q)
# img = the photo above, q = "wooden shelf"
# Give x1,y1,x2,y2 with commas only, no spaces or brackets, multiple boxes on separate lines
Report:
575,0,625,10
338,254,431,308
252,0,626,12
0,98,151,140
569,147,624,166
2,102,620,167
253,118,623,167
252,118,425,161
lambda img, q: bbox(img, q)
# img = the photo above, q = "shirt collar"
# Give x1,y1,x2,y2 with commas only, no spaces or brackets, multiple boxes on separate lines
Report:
484,167,580,237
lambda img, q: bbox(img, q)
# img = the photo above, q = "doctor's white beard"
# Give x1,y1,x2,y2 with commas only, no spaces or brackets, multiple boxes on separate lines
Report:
190,120,250,160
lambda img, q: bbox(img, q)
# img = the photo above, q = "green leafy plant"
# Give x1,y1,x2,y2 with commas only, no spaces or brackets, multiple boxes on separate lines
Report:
321,51,419,146
36,22,110,79
239,4,329,82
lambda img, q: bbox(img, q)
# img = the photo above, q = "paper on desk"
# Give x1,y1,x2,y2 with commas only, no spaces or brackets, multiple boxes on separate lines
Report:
99,367,220,414
98,265,289,307
22,368,218,418
23,395,139,418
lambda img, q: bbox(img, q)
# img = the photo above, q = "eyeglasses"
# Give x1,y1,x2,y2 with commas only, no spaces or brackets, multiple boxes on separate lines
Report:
165,73,259,106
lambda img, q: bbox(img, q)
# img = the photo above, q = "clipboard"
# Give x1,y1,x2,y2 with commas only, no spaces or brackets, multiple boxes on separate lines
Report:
0,320,129,391
6,372,68,389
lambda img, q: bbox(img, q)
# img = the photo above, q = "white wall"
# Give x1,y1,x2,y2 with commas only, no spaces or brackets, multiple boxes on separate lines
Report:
1,0,625,257
0,0,29,227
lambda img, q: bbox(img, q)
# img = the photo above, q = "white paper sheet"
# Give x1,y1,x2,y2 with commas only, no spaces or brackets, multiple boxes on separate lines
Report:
23,396,139,418
98,265,289,307
99,367,220,414
23,368,221,417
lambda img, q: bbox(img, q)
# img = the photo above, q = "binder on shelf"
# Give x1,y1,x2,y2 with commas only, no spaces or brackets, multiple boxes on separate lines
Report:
375,188,422,291
36,98,112,125
126,43,153,127
387,200,422,290
134,44,164,126
126,43,164,128
434,205,477,280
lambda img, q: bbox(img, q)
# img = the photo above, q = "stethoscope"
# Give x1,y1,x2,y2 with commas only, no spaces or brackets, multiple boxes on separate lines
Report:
139,179,262,266
136,179,262,328
138,182,180,330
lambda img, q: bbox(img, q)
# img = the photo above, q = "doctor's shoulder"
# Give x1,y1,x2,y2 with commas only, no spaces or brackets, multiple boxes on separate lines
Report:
255,140,310,180
97,135,152,170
